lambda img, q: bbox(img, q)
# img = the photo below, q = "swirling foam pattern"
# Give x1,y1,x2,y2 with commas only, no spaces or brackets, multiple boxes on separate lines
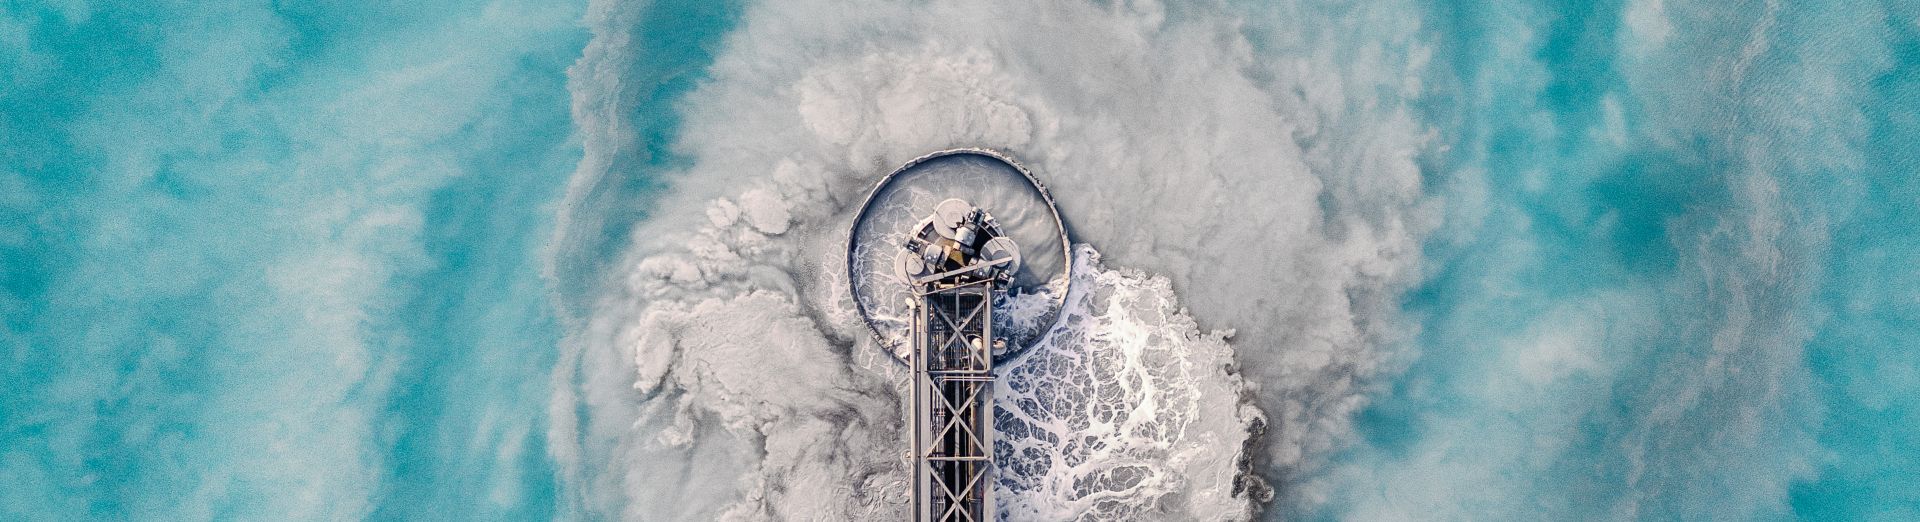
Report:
6,0,1919,520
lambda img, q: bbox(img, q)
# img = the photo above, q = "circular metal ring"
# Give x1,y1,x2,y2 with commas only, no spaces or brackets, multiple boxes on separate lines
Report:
846,148,1072,364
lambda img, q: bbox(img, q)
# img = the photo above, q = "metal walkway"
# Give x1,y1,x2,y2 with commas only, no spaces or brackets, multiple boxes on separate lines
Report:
910,275,998,521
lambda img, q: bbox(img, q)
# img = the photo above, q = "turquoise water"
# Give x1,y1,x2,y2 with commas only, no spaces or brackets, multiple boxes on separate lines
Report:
1328,0,1920,519
4,0,1917,519
1,1,582,518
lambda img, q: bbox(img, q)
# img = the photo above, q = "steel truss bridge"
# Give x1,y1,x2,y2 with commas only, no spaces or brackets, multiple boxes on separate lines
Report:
910,277,997,521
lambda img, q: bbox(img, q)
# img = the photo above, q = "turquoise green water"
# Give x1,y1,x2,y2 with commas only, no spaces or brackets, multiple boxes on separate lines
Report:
1,1,583,518
3,0,1915,519
1330,0,1919,518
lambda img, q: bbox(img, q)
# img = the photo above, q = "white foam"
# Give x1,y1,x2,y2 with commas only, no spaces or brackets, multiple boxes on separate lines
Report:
550,0,1437,517
996,247,1263,520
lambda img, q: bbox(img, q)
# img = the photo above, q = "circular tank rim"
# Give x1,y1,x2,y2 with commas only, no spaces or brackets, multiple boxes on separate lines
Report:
845,147,1073,364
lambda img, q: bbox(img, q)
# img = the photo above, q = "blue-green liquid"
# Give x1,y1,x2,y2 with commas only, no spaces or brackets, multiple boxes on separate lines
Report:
3,0,1915,519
